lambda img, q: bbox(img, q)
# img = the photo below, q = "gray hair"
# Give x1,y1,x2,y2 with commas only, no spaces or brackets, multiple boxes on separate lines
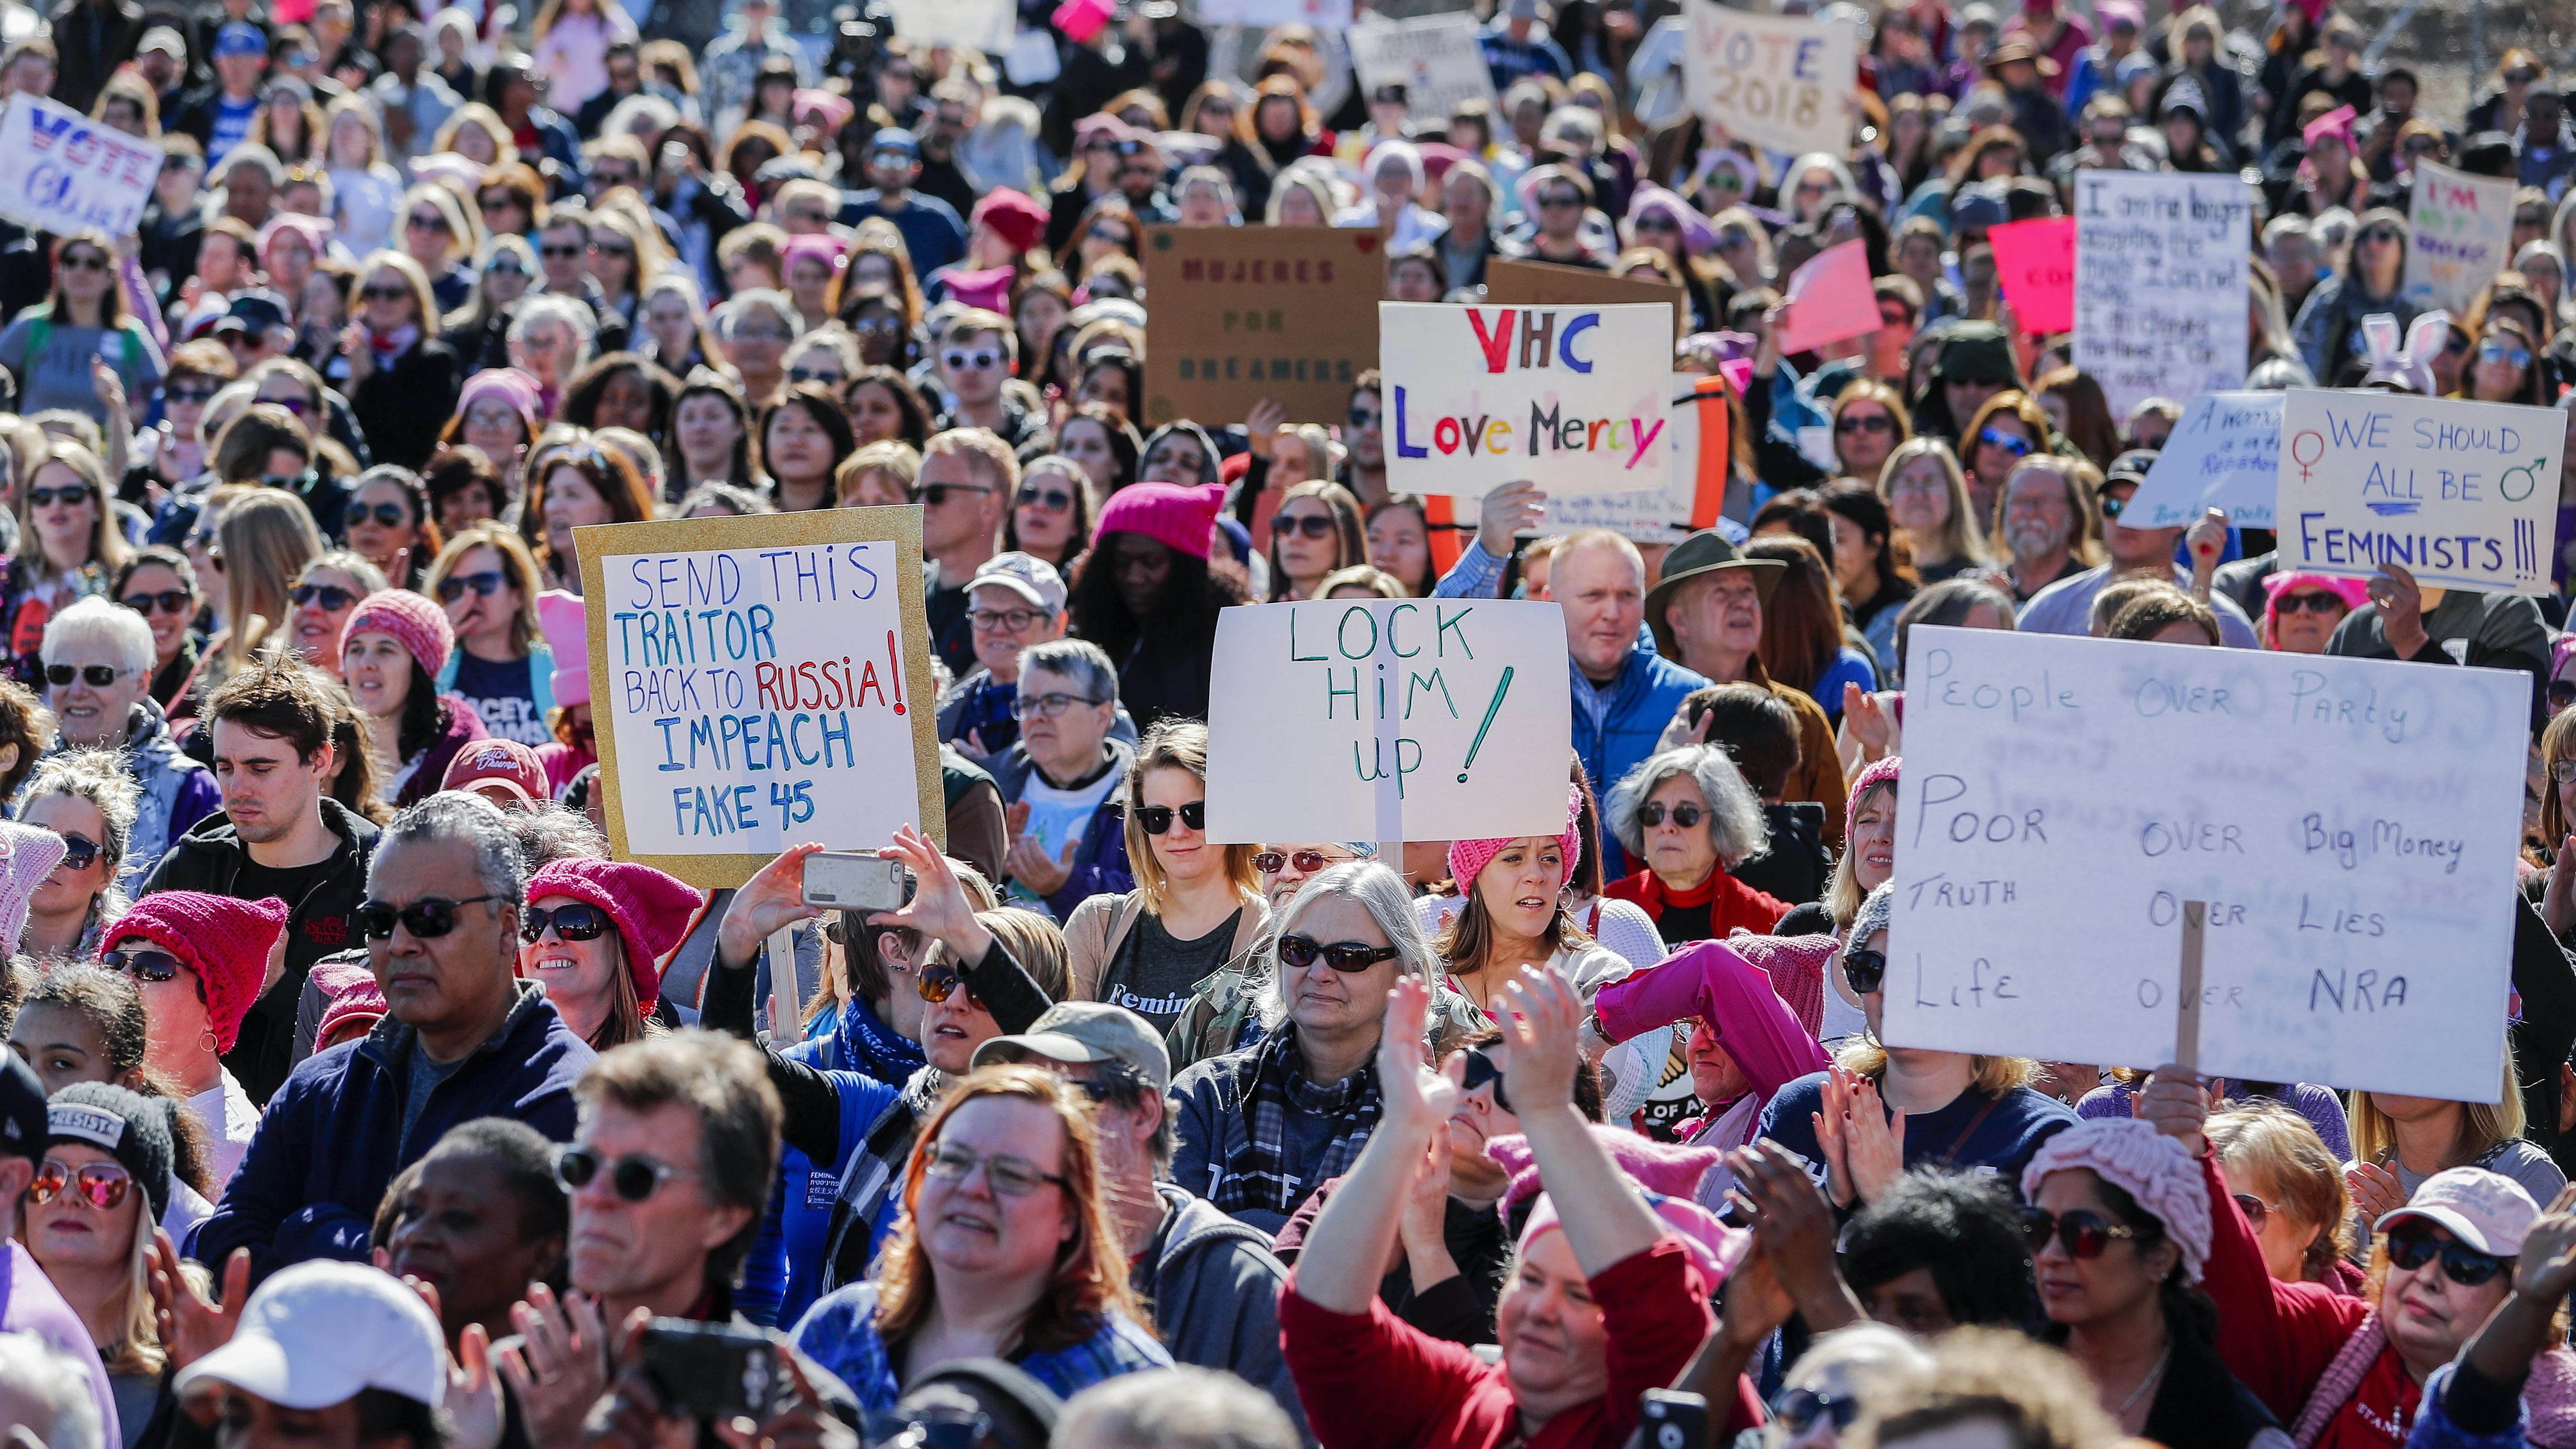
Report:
1257,861,1438,1032
0,1329,104,1449
713,288,796,342
19,746,141,882
42,595,154,678
371,791,528,905
1059,1367,1301,1449
604,92,681,139
1851,879,1895,946
1018,637,1113,700
505,801,607,873
1606,744,1769,868
509,294,599,363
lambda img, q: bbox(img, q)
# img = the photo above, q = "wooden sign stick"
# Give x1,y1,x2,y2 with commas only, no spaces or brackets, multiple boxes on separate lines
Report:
768,926,803,1046
2175,900,2207,1076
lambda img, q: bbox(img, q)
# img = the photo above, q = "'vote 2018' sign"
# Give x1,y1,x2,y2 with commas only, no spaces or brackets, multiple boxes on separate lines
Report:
2277,388,2565,594
1381,302,1672,496
1886,627,2521,1101
1680,2,1856,159
0,95,163,238
1202,598,1571,847
578,509,942,888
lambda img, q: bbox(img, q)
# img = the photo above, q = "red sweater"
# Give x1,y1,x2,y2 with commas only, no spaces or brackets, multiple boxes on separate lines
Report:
1279,1240,1756,1449
1603,869,1790,942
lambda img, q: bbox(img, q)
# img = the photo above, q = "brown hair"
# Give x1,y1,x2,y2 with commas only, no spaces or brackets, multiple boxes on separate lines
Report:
576,1032,781,1296
1121,719,1262,914
2207,1099,2353,1282
2105,588,2220,645
1743,535,1844,695
212,403,312,485
519,431,656,576
2032,368,2123,468
1266,481,1367,599
425,524,543,654
203,648,339,763
0,675,56,802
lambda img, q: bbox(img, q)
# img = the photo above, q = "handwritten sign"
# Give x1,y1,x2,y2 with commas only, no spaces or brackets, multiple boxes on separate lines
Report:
2123,392,2283,528
1203,599,1571,845
1197,0,1351,26
1382,302,1673,497
1536,374,1727,541
2072,171,2253,417
1987,216,2075,335
1349,13,1496,124
1886,627,2521,1101
1140,225,1383,431
0,95,164,238
1482,257,1686,343
1681,3,1857,160
2406,160,2515,315
578,510,942,889
881,0,1013,52
2277,388,2564,594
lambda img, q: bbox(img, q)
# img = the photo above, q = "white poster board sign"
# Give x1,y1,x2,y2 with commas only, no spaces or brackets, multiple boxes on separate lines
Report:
1203,599,1571,845
1681,3,1856,160
2072,171,2253,418
0,95,163,238
1886,627,2521,1101
883,0,1014,51
1383,302,1674,497
1535,374,1706,541
2276,388,2564,594
1196,0,1352,27
578,511,943,889
2123,392,2283,528
1349,14,1497,124
2405,161,2516,316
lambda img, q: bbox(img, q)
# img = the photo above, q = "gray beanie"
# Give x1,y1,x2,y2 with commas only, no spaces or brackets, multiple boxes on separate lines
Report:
1850,880,1896,949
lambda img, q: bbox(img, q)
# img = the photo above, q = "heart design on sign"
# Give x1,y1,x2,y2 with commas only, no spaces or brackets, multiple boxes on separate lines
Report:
1353,234,1379,255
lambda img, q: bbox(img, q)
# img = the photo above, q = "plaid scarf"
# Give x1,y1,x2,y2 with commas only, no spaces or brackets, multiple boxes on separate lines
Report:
1212,1030,1383,1217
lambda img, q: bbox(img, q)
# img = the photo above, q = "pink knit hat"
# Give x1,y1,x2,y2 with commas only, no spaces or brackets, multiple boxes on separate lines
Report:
105,892,290,1054
2260,572,2371,646
971,188,1050,256
1845,754,1900,843
2022,1118,2214,1283
340,588,454,677
1447,783,1584,893
1518,1187,1748,1290
257,213,331,266
1490,1122,1724,1207
0,823,64,955
456,368,543,436
1095,481,1224,560
523,858,703,1012
308,957,386,1049
537,590,589,709
1722,930,1831,1037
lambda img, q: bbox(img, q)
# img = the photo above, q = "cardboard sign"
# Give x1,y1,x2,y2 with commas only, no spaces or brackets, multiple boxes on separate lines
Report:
2277,388,2564,594
1776,240,1878,354
1139,225,1384,432
1350,13,1497,124
1987,216,2075,335
578,510,943,889
1681,3,1857,160
1535,374,1729,541
2072,171,2253,417
1197,0,1352,27
2123,392,2284,528
0,95,163,238
1203,598,1571,845
1381,302,1675,497
882,0,1014,52
1886,627,2521,1101
2405,160,2516,316
1482,257,1687,343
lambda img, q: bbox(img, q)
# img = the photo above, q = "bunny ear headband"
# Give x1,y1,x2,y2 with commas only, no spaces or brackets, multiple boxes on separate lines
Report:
2360,308,2452,395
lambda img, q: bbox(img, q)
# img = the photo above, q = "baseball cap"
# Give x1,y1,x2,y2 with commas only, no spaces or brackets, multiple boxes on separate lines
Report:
174,1261,447,1410
441,738,548,807
867,127,921,160
214,20,268,56
0,1052,45,1163
2377,1166,2542,1255
2105,449,2158,488
216,290,291,337
968,552,1067,615
974,1001,1171,1093
139,25,186,57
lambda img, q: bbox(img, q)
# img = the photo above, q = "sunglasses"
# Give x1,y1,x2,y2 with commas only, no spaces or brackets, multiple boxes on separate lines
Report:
1460,1045,1513,1112
437,570,508,603
352,502,411,528
1771,1389,1864,1438
356,893,506,940
58,254,106,273
44,664,121,688
2021,1206,2153,1258
917,963,983,1009
28,1159,131,1210
916,481,995,509
944,348,1003,372
2232,1192,2274,1230
1275,512,1336,539
2099,494,2128,520
1136,801,1205,834
45,830,101,872
1837,413,1896,436
1717,229,1754,248
1638,800,1704,828
2385,1222,2512,1286
2276,591,2346,615
1632,213,1679,232
265,396,310,416
164,386,217,406
2481,339,2535,370
1255,849,1351,875
852,316,902,336
407,212,450,230
25,481,92,509
922,1141,1066,1196
522,902,612,943
1015,484,1074,512
1842,946,1887,995
554,1144,693,1202
788,366,846,386
1278,933,1403,971
2359,227,2403,245
592,242,635,259
291,582,355,612
1348,407,1382,428
359,284,413,304
103,945,183,981
1978,426,2035,458
541,243,586,258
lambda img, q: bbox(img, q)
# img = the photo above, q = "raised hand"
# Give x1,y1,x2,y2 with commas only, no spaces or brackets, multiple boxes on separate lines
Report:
149,1230,247,1371
2515,1185,2576,1302
1496,966,1581,1117
2347,1161,2407,1224
869,824,992,963
1245,397,1287,458
1838,1069,1907,1204
2135,1063,2215,1154
1475,481,1547,558
446,1323,505,1449
497,1283,611,1448
1843,683,1891,760
715,843,826,971
1004,830,1076,897
1376,977,1460,1140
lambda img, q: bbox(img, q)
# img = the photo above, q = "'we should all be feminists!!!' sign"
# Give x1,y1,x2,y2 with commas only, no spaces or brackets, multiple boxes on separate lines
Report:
0,95,162,237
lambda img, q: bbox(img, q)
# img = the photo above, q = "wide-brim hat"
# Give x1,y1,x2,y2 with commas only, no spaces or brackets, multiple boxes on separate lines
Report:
1984,35,2062,76
1643,530,1785,656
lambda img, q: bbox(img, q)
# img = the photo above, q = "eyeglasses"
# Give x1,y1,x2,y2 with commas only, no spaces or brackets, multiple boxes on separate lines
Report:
1275,512,1336,539
1638,800,1704,829
2385,1221,2512,1286
290,582,355,612
554,1144,697,1202
1015,484,1074,512
1460,1045,1513,1112
916,963,983,1009
437,570,508,603
406,212,450,231
852,316,902,336
1010,690,1100,719
356,893,506,940
27,1159,132,1211
944,348,1003,372
1978,426,2035,458
1717,229,1754,248
916,481,995,509
103,945,183,982
1632,214,1679,233
922,1141,1066,1196
1255,849,1353,875
1837,413,1894,435
2021,1206,2153,1258
260,470,315,491
2231,1192,2276,1230
2359,227,2402,246
1278,933,1402,972
788,366,846,386
968,607,1048,632
1771,1389,1864,1438
164,385,217,406
1136,801,1205,835
2481,339,2535,370
521,902,612,944
1347,406,1382,428
26,484,92,509
2099,494,2128,520
2276,591,2346,615
44,664,122,688
1088,224,1133,245
120,592,188,629
1842,946,1887,995
541,243,586,259
1538,192,1583,210
58,253,106,273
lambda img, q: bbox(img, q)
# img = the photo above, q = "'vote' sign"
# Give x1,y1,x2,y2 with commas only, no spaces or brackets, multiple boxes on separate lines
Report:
1380,302,1672,496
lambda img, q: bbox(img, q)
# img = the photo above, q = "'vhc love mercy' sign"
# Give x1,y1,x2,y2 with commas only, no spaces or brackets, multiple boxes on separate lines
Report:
1380,301,1672,496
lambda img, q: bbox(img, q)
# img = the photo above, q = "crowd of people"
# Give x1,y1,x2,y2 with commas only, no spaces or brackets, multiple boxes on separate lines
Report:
0,0,2564,1445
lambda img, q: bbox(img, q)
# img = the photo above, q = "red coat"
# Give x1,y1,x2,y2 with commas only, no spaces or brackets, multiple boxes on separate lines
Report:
1603,869,1791,942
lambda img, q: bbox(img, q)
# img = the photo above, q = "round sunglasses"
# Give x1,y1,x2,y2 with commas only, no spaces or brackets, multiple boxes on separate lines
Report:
28,1159,131,1210
554,1144,695,1202
1842,946,1887,995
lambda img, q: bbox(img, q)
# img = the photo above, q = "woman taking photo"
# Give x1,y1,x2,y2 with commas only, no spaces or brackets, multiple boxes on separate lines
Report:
670,373,761,493
20,1081,181,1436
1002,456,1092,574
1068,482,1252,730
1832,382,1911,484
1879,437,1993,583
1602,744,1787,947
0,442,125,685
99,888,286,1187
284,550,387,678
1824,483,1919,675
1434,788,1631,1018
760,384,858,513
110,546,199,715
516,856,699,1051
425,524,555,747
1265,482,1366,601
339,587,486,809
523,434,655,593
343,465,441,592
18,749,138,963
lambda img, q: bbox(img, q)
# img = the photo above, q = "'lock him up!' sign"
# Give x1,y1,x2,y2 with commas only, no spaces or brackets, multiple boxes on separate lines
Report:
1380,302,1673,497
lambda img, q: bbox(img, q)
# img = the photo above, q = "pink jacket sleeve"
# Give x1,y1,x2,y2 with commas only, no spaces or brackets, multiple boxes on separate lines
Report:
1592,940,1830,1099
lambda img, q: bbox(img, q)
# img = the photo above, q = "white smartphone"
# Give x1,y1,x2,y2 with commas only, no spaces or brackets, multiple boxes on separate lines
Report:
801,850,906,912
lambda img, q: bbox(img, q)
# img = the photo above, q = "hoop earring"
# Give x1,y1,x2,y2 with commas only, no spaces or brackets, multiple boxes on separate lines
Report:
198,1030,220,1056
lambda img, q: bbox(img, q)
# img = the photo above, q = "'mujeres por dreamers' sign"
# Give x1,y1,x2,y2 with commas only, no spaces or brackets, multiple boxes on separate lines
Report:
2276,388,2564,594
0,94,162,237
1380,302,1673,496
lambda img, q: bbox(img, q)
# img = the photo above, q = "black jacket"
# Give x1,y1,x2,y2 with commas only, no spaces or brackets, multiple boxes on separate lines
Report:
49,0,143,116
350,336,462,471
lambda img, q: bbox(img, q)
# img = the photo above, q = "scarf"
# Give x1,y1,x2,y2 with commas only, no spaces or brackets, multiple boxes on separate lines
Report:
1213,1030,1382,1217
833,995,927,1088
367,324,419,369
2291,1311,2401,1448
819,1066,947,1295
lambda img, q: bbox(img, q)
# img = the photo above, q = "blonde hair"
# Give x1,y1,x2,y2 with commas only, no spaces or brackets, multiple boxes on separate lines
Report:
1121,719,1262,914
19,441,128,575
834,439,920,506
1851,1326,2123,1449
2208,1099,2353,1281
921,427,1021,493
2350,1031,2527,1170
1879,437,1990,565
1836,1034,2042,1095
217,491,325,672
1823,774,1896,927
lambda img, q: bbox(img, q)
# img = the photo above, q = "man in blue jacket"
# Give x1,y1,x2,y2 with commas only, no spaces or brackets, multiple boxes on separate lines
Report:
196,793,596,1285
1556,530,1711,877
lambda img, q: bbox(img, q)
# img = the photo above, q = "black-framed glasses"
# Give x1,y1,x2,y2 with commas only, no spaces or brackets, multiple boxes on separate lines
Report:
922,1141,1066,1196
541,243,586,259
28,1159,131,1210
1277,934,1401,972
1460,1045,1512,1113
352,502,411,528
1255,849,1352,875
1638,801,1704,829
120,589,192,617
2021,1206,2153,1258
916,482,992,507
2385,1222,2513,1285
291,583,355,612
521,902,611,944
359,284,411,303
1136,801,1204,835
1842,946,1886,995
1015,484,1074,512
1275,512,1335,539
1771,1389,1864,1437
437,570,508,603
967,607,1048,632
917,963,983,1009
27,485,90,508
554,1144,695,1202
102,946,183,982
45,830,100,872
356,893,506,940
1010,691,1100,720
164,385,217,405
2277,591,2346,616
44,664,121,688
1978,426,2035,459
2358,227,2403,245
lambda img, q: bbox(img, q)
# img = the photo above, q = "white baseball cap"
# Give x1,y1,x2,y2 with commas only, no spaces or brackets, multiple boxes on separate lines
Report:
173,1261,447,1410
969,552,1068,615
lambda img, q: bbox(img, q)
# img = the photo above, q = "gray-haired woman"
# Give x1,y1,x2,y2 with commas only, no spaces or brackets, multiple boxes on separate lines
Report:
17,748,138,961
1603,743,1786,946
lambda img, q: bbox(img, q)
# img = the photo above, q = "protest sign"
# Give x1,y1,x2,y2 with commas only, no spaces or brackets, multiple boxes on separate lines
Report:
1681,3,1857,160
1776,240,1878,354
1986,216,2075,335
578,509,942,889
881,0,1013,51
2405,160,2515,315
2277,388,2563,594
1536,374,1730,541
2121,392,2283,528
1381,302,1675,497
0,95,163,238
1483,257,1687,342
1349,13,1496,124
1203,598,1571,845
2072,170,2253,417
1197,0,1351,26
1140,225,1384,431
1885,626,2521,1101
